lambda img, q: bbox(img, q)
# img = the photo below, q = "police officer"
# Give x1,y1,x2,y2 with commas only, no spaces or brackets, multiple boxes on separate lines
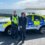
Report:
11,11,18,39
19,12,27,43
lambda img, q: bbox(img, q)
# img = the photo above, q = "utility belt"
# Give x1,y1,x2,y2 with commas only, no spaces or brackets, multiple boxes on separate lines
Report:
11,22,18,27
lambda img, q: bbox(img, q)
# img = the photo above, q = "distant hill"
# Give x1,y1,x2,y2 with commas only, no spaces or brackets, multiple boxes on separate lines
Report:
25,8,45,10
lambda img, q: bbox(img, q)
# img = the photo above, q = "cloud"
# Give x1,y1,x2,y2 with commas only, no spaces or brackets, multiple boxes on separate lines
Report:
0,0,39,9
11,0,45,9
0,0,45,9
11,0,38,9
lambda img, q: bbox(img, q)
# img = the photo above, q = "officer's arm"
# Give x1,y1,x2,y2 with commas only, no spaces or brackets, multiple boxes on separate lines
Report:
10,16,13,24
10,16,12,21
18,17,20,26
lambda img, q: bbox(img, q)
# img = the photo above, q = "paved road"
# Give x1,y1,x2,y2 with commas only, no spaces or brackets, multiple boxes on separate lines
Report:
0,31,45,45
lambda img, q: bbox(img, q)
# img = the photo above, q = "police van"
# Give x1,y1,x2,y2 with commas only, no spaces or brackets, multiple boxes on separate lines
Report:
26,13,45,34
0,13,45,35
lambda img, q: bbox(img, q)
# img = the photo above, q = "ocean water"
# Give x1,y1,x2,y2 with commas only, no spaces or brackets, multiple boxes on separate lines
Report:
0,9,22,16
0,9,45,16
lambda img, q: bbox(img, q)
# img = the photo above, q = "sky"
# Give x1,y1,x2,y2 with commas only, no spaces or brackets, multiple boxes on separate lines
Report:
0,0,45,9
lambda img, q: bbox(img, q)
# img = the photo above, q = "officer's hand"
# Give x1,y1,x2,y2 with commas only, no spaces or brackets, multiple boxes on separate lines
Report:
20,26,22,28
18,26,22,31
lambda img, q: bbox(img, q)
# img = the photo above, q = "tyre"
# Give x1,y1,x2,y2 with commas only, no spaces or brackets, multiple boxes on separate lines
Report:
5,26,12,35
7,27,12,35
40,27,45,34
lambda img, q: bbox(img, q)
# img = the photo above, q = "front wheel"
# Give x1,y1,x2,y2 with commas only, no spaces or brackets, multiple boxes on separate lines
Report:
5,26,12,35
40,27,45,34
7,28,12,35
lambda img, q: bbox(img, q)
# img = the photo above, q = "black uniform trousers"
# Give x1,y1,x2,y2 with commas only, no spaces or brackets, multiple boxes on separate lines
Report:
19,26,26,42
11,23,18,39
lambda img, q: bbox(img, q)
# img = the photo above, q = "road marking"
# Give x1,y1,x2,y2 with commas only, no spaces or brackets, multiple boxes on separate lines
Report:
0,42,4,45
17,41,22,45
10,43,15,45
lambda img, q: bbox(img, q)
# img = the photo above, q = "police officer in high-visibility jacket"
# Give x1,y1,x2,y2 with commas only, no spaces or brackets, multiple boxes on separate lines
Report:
11,11,18,39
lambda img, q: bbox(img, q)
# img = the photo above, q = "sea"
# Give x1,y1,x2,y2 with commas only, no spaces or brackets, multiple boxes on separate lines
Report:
0,9,45,16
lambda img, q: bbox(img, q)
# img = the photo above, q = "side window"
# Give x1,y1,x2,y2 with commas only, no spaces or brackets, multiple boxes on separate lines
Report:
27,15,32,21
34,15,41,21
41,17,44,20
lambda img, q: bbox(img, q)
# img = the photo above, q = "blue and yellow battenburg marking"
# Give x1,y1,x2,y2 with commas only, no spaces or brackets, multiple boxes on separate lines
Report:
27,14,45,27
3,21,11,28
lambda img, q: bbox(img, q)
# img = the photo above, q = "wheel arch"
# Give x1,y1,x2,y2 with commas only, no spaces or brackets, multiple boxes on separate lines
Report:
5,25,11,32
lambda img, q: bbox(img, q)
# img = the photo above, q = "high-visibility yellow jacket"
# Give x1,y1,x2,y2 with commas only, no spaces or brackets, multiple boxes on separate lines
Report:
12,16,18,25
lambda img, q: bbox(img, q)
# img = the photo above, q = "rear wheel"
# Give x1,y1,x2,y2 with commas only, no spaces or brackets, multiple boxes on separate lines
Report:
40,27,45,34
